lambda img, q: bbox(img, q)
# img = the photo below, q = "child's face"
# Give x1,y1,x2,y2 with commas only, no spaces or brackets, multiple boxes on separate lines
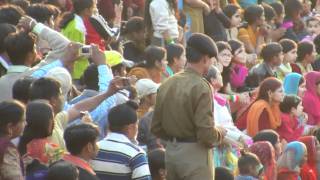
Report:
305,46,317,63
233,46,247,64
231,9,242,28
218,49,232,67
284,48,297,63
307,20,320,36
291,101,304,117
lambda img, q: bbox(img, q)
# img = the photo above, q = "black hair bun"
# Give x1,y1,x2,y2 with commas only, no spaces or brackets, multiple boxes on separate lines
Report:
126,100,139,110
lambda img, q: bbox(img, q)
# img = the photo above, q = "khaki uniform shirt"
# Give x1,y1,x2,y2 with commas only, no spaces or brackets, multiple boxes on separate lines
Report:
151,68,222,147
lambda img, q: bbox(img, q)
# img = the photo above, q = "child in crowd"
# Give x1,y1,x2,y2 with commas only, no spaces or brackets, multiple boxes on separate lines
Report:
165,43,186,76
292,40,317,75
283,73,307,97
303,16,320,41
236,151,264,180
148,148,166,180
277,95,306,142
277,39,297,80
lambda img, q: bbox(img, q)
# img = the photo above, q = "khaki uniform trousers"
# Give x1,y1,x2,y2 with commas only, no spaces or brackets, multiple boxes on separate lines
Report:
165,141,214,180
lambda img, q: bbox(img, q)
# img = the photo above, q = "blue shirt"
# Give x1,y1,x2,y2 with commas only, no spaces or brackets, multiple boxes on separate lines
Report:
92,133,151,180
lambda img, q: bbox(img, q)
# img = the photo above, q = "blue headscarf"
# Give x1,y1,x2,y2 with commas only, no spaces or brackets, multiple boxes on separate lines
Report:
283,73,303,95
285,141,305,165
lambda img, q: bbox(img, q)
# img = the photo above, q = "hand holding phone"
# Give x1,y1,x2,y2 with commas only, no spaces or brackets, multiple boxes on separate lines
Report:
80,45,92,57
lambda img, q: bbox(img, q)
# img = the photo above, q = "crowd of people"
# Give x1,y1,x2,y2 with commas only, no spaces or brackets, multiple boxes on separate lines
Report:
1,0,320,179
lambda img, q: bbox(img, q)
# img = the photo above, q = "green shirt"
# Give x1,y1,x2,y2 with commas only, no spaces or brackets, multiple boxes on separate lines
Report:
151,68,222,147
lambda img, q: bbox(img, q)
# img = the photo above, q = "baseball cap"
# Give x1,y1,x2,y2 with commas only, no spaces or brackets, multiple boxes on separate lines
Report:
135,79,159,99
104,50,134,68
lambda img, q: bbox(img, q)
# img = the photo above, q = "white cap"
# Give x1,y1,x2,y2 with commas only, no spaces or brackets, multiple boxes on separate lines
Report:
45,67,72,97
135,79,159,99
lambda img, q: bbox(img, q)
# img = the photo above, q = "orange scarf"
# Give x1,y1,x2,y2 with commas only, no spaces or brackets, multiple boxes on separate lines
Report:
247,100,281,137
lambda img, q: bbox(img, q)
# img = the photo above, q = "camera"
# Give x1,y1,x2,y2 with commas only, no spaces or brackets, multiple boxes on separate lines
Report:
80,45,92,57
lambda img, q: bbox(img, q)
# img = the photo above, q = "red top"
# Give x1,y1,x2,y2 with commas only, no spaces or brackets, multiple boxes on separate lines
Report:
276,113,304,142
300,164,317,180
291,63,302,75
83,18,106,51
277,168,300,180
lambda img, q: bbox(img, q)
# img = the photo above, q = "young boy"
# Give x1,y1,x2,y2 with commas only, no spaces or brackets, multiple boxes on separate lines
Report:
236,151,264,180
306,16,320,39
246,42,283,88
291,41,317,74
277,39,298,80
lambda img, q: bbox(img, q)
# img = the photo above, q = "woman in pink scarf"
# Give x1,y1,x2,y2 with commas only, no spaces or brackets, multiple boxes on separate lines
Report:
302,71,320,125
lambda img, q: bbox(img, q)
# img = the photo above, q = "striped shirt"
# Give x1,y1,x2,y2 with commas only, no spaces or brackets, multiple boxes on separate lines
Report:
92,133,151,180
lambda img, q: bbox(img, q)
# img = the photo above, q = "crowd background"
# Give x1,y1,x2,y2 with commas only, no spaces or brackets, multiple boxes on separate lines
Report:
1,0,320,179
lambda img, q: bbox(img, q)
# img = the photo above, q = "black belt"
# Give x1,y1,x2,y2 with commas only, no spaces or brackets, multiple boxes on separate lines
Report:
167,136,197,143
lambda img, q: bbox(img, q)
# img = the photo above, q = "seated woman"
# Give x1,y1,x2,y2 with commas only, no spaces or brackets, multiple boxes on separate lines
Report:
291,41,316,75
18,101,64,178
238,5,267,55
277,95,306,142
298,136,318,180
277,141,307,180
128,46,167,83
236,77,284,137
249,141,277,180
303,71,320,125
0,101,26,180
165,43,186,77
283,72,306,97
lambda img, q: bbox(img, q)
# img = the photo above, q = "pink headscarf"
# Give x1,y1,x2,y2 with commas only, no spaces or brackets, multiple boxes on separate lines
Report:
303,71,320,125
249,141,277,180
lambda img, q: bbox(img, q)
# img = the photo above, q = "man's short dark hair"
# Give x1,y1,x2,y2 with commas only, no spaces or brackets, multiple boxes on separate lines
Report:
260,42,283,62
64,124,99,155
0,100,25,136
284,0,303,19
279,39,297,53
26,3,55,24
186,33,218,63
29,77,61,101
253,129,279,147
48,161,78,180
297,41,314,62
12,76,35,104
80,64,98,91
270,2,284,16
108,100,139,132
0,23,16,53
263,3,276,22
0,5,25,25
238,151,260,175
4,31,36,65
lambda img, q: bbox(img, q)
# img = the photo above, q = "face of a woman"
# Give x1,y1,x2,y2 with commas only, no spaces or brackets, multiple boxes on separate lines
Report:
292,101,304,117
284,48,298,64
11,117,26,139
177,52,187,71
270,87,285,103
231,10,242,28
298,81,306,97
233,46,247,64
218,49,232,67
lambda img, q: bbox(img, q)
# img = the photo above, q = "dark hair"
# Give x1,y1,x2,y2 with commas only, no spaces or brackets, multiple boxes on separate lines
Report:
4,31,36,65
314,34,320,54
148,148,165,178
108,100,139,132
217,41,232,53
223,4,240,18
10,0,30,11
238,151,260,175
80,64,98,91
257,77,282,102
166,43,184,65
279,39,297,53
29,77,61,101
48,161,78,180
121,16,145,35
228,39,244,55
26,4,55,24
263,3,276,22
0,5,25,25
138,46,166,68
260,43,283,62
244,5,264,25
270,2,284,16
64,124,99,155
0,100,25,136
186,33,218,63
253,129,279,147
12,77,35,104
284,0,303,19
18,101,54,155
0,23,16,53
215,167,234,180
280,95,301,113
297,41,314,62
204,65,219,82
306,17,320,26
59,0,94,29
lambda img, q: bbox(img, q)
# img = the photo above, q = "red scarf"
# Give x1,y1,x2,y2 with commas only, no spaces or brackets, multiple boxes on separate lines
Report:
63,154,96,175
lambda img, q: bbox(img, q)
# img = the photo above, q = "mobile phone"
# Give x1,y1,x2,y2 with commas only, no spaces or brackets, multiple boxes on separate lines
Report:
80,45,92,57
